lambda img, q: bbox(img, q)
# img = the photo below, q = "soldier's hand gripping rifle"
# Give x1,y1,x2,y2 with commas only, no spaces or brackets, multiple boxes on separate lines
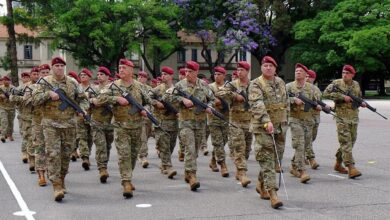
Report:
109,83,167,132
173,87,238,128
148,90,179,116
224,81,250,110
85,86,112,116
331,84,387,120
210,89,229,114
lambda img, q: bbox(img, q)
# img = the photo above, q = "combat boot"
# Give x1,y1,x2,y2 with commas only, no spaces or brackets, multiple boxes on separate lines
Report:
235,168,241,180
309,158,319,169
178,151,184,162
289,165,300,178
60,175,67,194
275,164,283,173
122,181,133,198
82,157,90,170
0,136,6,143
159,165,168,175
28,155,35,172
52,180,64,202
22,152,28,164
70,150,78,162
347,164,362,179
299,170,310,183
7,135,14,141
201,147,209,156
219,161,229,177
140,157,149,168
37,170,47,187
256,180,270,200
130,182,136,191
184,171,190,183
209,157,219,172
268,190,283,209
99,168,109,183
238,170,251,187
188,171,200,191
334,160,348,174
166,166,177,179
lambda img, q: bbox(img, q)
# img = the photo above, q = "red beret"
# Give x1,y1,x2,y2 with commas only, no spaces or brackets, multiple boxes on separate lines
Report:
214,66,226,74
98,66,111,76
232,70,238,77
186,61,199,71
161,66,174,75
307,70,317,79
3,76,11,81
39,64,50,71
295,63,309,73
237,61,250,71
179,68,186,76
68,71,80,83
51,57,66,66
138,71,148,78
80,68,93,78
31,67,40,73
343,65,356,75
261,56,278,67
119,58,134,67
21,72,30,77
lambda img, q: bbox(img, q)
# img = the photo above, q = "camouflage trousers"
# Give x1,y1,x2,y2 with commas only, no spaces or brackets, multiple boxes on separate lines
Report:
114,126,142,182
178,127,185,155
17,115,26,153
155,121,178,167
21,119,33,157
209,125,228,162
0,108,15,138
290,120,314,171
179,126,205,172
200,124,210,151
229,125,252,171
32,118,45,171
336,122,358,166
305,122,319,159
77,121,93,158
138,120,152,159
91,125,114,170
43,125,75,182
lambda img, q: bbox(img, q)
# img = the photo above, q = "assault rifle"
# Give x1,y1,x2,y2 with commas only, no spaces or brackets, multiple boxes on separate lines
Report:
173,87,237,128
85,86,112,116
148,89,179,116
224,81,249,110
10,88,25,96
331,84,387,120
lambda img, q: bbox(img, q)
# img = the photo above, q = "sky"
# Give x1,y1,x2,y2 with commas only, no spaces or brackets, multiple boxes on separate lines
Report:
0,0,6,16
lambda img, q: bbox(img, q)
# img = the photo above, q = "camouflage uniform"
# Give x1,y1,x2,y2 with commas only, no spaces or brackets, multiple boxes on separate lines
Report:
97,79,151,185
78,84,93,169
138,83,153,166
306,85,322,160
0,85,16,141
248,75,288,191
10,85,28,161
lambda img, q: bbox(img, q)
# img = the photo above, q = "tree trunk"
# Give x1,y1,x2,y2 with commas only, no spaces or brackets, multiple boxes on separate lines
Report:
5,0,19,86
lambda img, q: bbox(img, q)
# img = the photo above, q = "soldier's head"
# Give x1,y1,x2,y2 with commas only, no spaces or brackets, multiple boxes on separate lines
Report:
97,66,111,84
214,66,226,84
237,61,250,80
68,71,80,83
118,59,134,80
342,65,355,82
232,70,238,80
79,68,92,84
179,68,186,80
138,71,149,84
151,78,158,88
21,72,31,84
161,66,174,84
185,61,199,83
51,57,66,79
294,63,308,81
39,64,51,77
306,70,317,84
3,76,11,86
30,67,40,83
261,56,277,79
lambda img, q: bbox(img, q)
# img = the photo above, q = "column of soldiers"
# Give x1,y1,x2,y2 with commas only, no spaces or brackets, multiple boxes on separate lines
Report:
6,55,369,209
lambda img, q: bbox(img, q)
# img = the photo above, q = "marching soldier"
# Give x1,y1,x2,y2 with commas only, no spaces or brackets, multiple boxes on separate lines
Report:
0,76,16,143
248,56,288,209
16,72,31,163
32,57,89,201
323,65,365,178
177,68,186,162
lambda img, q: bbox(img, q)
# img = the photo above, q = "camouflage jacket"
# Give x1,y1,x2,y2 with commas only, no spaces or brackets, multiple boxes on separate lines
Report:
286,81,316,123
0,84,15,110
311,84,322,123
208,82,229,126
88,83,113,125
10,82,33,120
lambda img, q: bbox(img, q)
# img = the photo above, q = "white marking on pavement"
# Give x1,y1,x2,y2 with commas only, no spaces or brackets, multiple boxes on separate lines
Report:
136,204,152,208
0,160,36,220
368,161,376,164
327,173,346,179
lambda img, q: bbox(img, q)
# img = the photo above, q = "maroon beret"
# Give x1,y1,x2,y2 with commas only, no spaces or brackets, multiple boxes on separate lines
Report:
343,64,356,75
51,57,66,66
39,64,50,71
68,71,80,83
98,66,111,76
186,61,199,71
31,66,40,73
214,66,226,74
21,72,30,77
138,71,148,78
119,59,134,67
237,61,250,71
3,76,11,81
295,63,309,73
179,68,186,76
307,70,317,79
261,56,278,67
80,68,93,78
161,66,174,75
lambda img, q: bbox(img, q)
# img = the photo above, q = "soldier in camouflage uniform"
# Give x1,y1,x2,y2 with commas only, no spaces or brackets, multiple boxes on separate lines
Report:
88,66,114,183
207,66,229,177
170,61,214,191
323,65,365,179
177,68,187,162
32,57,89,201
149,66,178,179
97,59,152,198
248,56,287,209
218,61,252,187
287,63,321,184
0,76,16,143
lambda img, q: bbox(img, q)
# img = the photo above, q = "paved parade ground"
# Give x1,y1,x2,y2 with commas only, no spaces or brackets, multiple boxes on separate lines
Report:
1,100,390,220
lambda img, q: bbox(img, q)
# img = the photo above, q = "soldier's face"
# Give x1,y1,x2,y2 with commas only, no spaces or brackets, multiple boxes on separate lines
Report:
261,63,276,78
39,70,50,77
138,75,148,84
31,71,40,82
97,72,108,83
21,76,30,83
79,73,91,83
4,80,10,86
295,68,307,80
342,71,354,82
306,76,315,84
186,69,198,82
214,72,225,84
118,65,133,79
237,68,248,80
52,64,65,78
161,72,172,83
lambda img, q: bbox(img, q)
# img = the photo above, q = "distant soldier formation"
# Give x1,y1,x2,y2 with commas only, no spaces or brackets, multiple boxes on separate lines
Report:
1,55,386,209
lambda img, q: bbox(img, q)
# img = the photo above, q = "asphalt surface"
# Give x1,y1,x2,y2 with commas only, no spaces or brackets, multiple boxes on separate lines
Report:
1,100,390,220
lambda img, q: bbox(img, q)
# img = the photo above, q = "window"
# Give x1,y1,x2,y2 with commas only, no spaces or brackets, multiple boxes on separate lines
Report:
177,49,186,63
239,50,246,61
191,49,197,62
24,45,32,60
47,43,53,60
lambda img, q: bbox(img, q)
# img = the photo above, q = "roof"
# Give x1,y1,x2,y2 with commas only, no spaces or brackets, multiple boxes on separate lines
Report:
0,24,38,38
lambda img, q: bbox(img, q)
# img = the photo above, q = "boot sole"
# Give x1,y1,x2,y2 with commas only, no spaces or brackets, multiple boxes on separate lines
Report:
168,171,177,179
300,177,310,183
29,167,35,172
256,187,270,200
82,163,90,171
71,156,77,162
190,182,200,191
142,162,149,168
54,193,64,202
100,175,108,183
271,201,283,209
22,159,28,164
221,173,229,177
123,192,133,198
241,180,251,187
311,164,320,169
349,173,362,179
